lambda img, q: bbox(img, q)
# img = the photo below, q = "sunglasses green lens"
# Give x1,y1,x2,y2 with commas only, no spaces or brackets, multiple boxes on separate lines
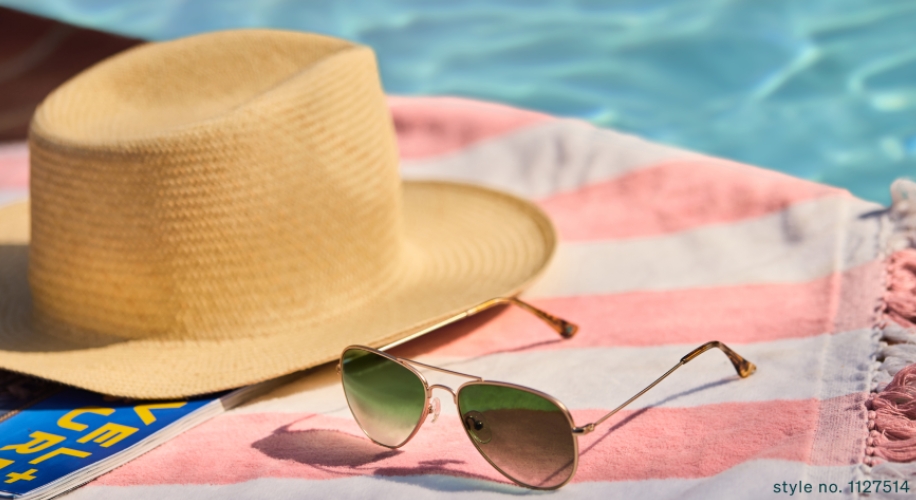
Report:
457,383,577,489
340,348,427,447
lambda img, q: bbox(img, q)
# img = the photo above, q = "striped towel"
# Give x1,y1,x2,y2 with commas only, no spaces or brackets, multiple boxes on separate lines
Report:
1,97,913,499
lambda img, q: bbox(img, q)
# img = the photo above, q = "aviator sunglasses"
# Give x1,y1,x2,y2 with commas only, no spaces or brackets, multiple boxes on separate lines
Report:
337,297,756,490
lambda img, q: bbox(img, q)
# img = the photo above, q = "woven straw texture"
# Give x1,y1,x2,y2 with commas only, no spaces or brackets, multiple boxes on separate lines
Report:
0,30,555,398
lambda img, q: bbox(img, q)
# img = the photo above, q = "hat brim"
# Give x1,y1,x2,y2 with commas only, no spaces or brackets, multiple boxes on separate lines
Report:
0,180,555,398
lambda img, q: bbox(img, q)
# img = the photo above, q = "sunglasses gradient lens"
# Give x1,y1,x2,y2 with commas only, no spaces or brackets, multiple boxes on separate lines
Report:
340,348,427,447
457,383,577,489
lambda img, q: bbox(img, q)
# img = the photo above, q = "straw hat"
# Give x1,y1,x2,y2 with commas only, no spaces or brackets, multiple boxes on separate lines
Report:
0,30,555,399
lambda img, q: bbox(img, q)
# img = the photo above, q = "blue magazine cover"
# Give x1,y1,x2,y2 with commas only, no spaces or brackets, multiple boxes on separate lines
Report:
0,370,288,500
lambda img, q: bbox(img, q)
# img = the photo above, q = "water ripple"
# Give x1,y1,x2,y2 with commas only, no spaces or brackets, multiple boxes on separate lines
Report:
3,0,916,204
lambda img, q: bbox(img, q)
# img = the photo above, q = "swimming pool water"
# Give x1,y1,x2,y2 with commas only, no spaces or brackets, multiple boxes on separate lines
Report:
4,0,915,205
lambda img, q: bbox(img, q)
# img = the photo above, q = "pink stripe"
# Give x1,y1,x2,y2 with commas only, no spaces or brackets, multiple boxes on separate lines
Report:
388,96,553,160
93,396,855,487
0,143,28,189
393,263,879,359
537,159,847,241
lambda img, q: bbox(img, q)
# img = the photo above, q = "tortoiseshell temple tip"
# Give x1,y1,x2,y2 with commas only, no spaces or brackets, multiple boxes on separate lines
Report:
719,344,757,378
737,360,757,378
559,320,579,339
680,341,757,379
506,297,579,340
537,312,579,339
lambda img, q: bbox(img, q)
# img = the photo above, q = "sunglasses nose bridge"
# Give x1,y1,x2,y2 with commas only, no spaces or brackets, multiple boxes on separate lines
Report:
428,384,458,406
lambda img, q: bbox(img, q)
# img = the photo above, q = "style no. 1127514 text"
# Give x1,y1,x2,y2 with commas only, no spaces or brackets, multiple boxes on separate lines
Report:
773,480,909,495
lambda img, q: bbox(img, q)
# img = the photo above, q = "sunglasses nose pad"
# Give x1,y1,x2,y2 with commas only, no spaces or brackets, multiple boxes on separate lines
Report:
428,397,441,423
462,410,492,444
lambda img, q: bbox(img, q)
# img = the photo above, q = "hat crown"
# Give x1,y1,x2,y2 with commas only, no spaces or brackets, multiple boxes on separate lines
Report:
28,30,405,342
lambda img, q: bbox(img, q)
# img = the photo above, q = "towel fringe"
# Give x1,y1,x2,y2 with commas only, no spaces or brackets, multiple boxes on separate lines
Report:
867,179,916,467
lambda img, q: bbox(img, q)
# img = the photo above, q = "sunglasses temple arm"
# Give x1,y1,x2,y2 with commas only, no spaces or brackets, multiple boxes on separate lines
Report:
466,297,579,339
574,341,756,434
379,297,578,351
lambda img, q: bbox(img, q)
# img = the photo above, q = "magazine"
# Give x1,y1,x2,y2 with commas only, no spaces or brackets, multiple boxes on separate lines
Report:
0,370,291,500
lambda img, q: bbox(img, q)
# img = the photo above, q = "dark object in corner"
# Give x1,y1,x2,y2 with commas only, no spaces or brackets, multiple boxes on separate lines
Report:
0,7,141,141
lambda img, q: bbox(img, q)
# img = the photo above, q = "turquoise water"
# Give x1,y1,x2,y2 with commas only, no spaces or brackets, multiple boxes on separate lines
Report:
5,0,916,204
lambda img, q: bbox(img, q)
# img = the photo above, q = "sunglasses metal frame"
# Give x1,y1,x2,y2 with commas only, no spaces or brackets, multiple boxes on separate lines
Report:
337,297,756,490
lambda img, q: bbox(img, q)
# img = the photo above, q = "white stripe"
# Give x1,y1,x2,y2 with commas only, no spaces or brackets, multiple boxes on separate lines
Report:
400,119,698,199
235,330,871,417
0,190,27,207
525,195,883,298
65,461,861,500
0,141,27,160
